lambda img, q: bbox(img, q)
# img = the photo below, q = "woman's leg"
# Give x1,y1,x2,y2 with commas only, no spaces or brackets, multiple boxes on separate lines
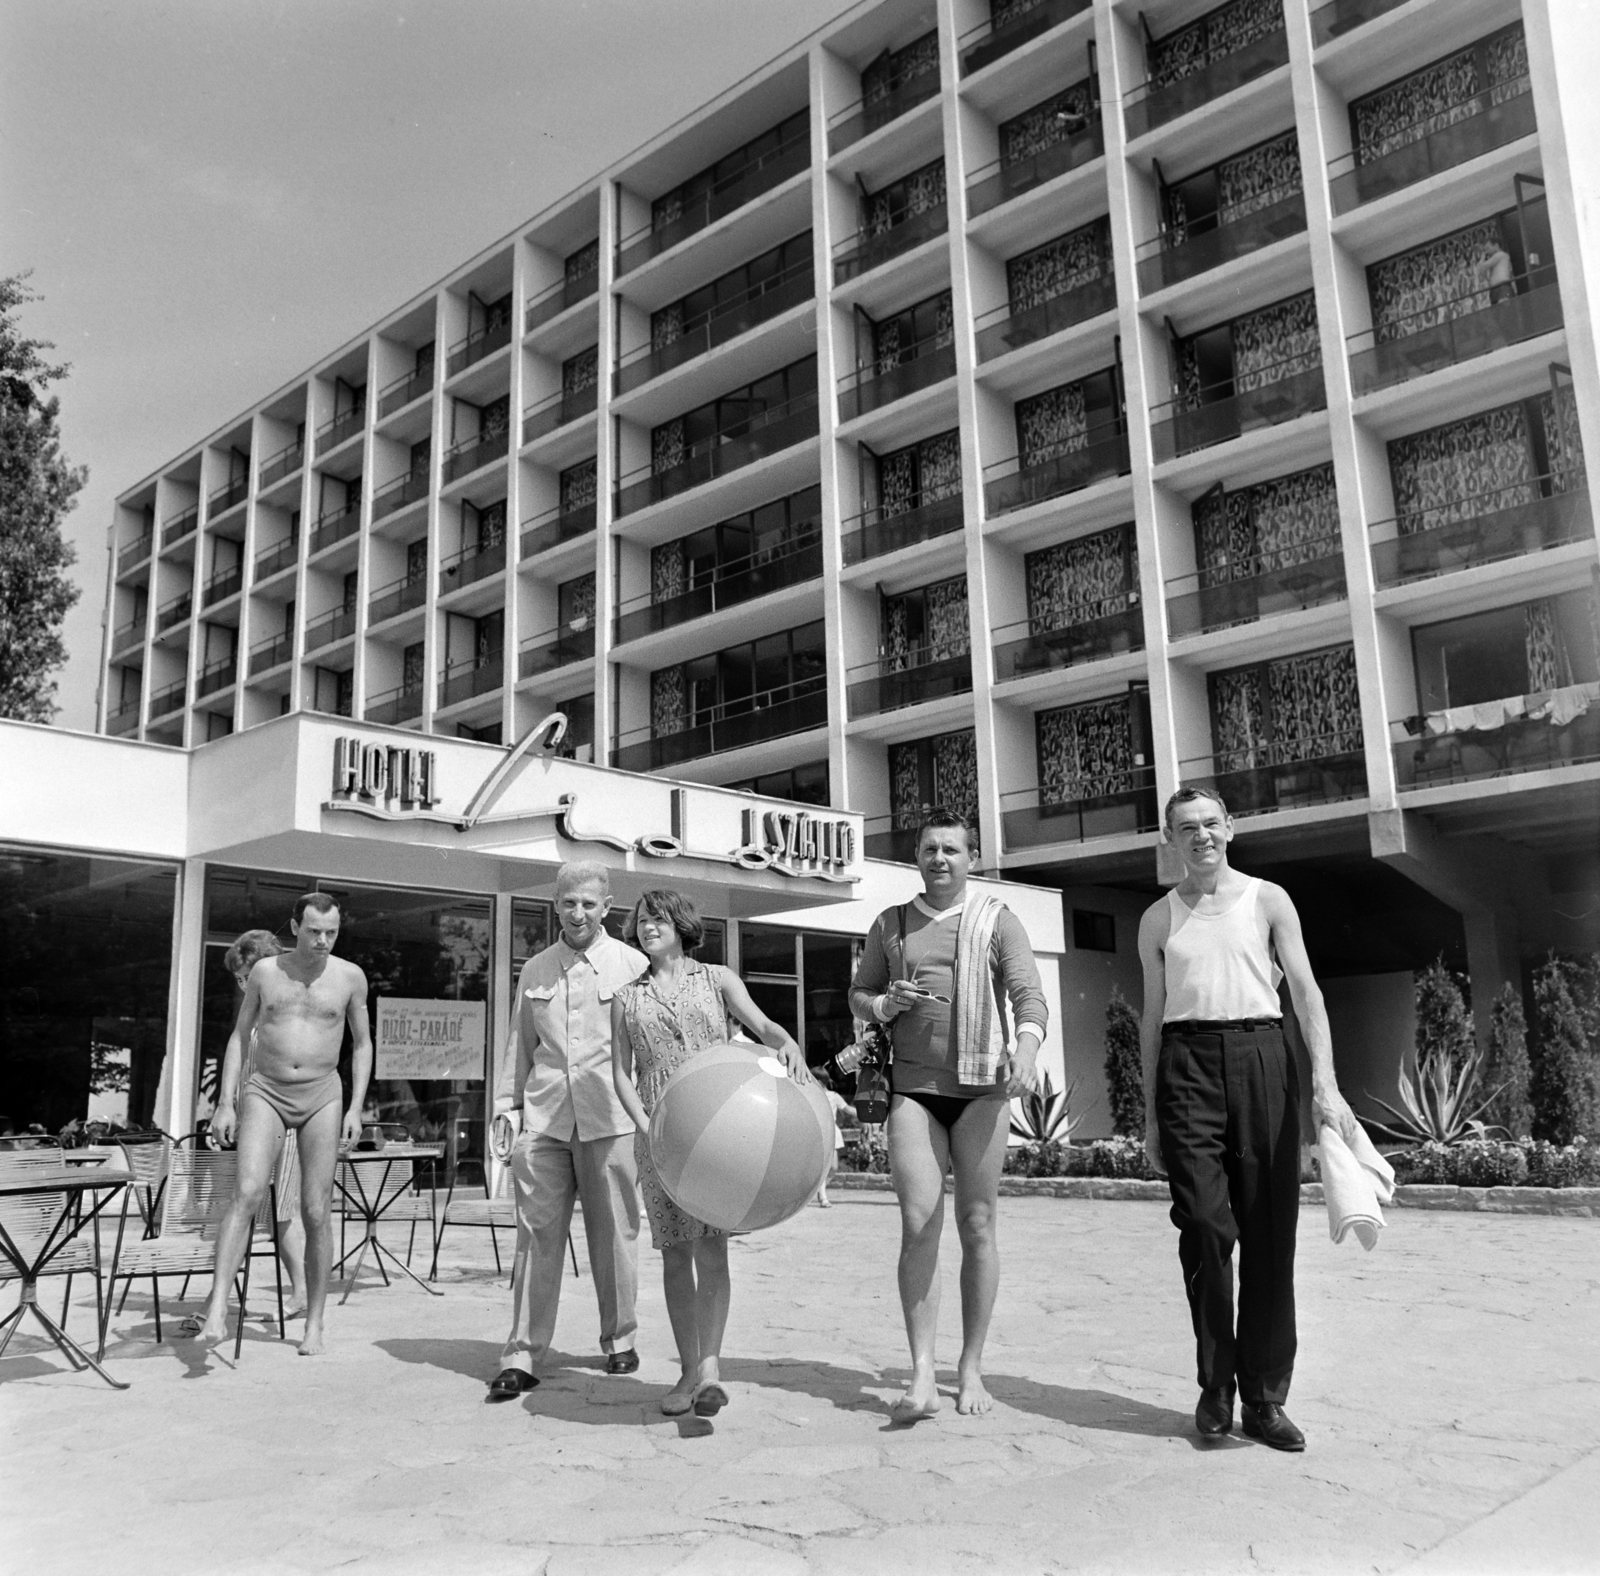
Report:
278,1216,307,1316
660,1243,700,1406
887,1094,952,1420
947,1098,1010,1415
691,1235,730,1389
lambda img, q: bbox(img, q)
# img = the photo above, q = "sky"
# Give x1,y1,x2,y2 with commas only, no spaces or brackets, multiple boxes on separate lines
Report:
0,0,854,731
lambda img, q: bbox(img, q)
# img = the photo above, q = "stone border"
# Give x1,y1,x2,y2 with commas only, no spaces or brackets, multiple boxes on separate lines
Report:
831,1172,1600,1217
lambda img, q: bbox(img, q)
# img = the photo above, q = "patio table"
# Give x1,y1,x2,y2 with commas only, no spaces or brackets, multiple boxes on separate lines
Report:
332,1143,445,1302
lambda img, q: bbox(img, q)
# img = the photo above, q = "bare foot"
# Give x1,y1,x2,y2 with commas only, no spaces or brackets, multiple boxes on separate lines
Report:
297,1324,325,1356
890,1369,941,1424
190,1314,228,1347
955,1367,993,1416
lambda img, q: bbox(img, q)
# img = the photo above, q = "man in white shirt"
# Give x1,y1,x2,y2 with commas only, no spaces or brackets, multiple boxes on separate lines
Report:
487,861,647,1399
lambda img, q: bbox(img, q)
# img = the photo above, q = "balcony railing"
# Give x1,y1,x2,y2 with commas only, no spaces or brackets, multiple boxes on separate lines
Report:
966,119,1105,218
1150,360,1326,462
249,631,294,676
446,316,512,379
1183,732,1367,816
614,263,813,397
148,681,187,720
155,592,191,633
841,492,964,566
618,133,811,274
443,426,509,485
1393,686,1600,789
991,599,1143,682
520,500,597,559
368,574,427,627
1124,24,1289,140
960,0,1092,76
1369,476,1590,588
1000,771,1159,850
1166,543,1346,638
310,501,361,554
365,684,424,726
1329,78,1535,214
862,817,920,863
1347,274,1562,397
974,273,1117,363
439,538,506,595
833,202,948,286
612,677,827,772
518,623,595,680
1136,186,1306,295
378,363,433,418
1312,0,1410,46
838,336,955,423
526,269,599,333
613,390,819,517
315,405,365,456
614,525,823,644
111,618,145,657
258,439,303,490
521,384,597,445
195,659,237,699
984,426,1130,516
117,533,154,576
202,565,243,608
253,536,299,581
829,68,941,155
107,703,141,736
208,476,248,517
161,507,198,550
438,648,505,709
305,606,358,651
371,470,429,521
848,643,972,719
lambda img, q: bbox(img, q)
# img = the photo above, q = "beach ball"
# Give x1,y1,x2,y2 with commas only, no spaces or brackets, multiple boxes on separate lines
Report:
648,1043,834,1233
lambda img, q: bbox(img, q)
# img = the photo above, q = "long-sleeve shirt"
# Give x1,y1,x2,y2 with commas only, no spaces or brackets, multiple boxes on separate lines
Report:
494,932,648,1142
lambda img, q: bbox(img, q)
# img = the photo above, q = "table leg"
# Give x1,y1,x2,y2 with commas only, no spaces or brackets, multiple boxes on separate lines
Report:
336,1231,373,1305
368,1237,444,1297
0,1296,30,1361
24,1298,131,1390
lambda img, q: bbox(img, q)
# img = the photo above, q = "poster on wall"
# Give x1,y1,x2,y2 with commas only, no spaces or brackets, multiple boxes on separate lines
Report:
375,998,486,1081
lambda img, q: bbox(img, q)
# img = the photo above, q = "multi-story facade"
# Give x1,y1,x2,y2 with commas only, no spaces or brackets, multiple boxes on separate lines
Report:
100,0,1600,1062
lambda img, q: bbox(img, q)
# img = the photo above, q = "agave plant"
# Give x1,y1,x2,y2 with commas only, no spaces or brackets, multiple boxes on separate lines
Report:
1365,1040,1506,1146
1010,1072,1084,1146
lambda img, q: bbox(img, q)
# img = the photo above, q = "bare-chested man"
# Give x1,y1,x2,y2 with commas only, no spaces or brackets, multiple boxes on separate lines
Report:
195,892,371,1355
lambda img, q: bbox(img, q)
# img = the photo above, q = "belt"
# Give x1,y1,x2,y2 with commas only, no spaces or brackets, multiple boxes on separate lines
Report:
1163,1017,1282,1033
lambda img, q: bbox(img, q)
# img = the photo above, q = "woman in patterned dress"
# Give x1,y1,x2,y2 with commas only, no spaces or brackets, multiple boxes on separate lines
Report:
611,889,808,1418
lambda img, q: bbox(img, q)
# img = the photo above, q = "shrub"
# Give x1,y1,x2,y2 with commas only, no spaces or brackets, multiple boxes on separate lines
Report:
1485,983,1533,1139
1521,1135,1600,1188
1531,954,1599,1144
1001,1135,1159,1181
1390,1139,1528,1188
1103,987,1144,1138
1415,957,1475,1076
839,1128,889,1174
1009,1073,1083,1146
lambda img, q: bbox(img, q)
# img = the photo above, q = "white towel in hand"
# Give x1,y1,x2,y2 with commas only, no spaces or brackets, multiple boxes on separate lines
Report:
1319,1124,1396,1251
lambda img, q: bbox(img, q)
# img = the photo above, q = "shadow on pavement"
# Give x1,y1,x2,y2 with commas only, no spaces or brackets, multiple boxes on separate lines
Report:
986,1376,1223,1447
377,1336,504,1382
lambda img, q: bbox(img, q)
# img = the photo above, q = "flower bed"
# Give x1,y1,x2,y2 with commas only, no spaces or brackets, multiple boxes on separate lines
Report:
1386,1136,1600,1189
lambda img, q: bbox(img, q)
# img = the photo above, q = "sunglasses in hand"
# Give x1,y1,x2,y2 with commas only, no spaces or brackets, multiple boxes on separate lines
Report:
896,982,952,1005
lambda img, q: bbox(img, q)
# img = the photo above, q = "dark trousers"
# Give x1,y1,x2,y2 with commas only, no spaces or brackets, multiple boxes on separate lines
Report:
1156,1023,1300,1406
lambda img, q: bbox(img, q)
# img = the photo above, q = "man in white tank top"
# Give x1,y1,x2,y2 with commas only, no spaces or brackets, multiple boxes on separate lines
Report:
1137,786,1361,1452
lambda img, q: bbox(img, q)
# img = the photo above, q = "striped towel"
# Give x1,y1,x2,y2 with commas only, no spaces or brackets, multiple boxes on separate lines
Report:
954,893,1006,1087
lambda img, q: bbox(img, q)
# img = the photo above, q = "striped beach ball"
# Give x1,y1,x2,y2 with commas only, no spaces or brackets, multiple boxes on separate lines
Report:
647,1043,835,1233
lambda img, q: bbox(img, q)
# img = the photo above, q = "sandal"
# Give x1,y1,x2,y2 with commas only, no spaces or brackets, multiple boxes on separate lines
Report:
660,1388,696,1417
692,1382,729,1417
177,1314,205,1336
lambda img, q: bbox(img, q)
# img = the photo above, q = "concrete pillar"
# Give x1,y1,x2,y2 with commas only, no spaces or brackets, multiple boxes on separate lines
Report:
160,857,210,1138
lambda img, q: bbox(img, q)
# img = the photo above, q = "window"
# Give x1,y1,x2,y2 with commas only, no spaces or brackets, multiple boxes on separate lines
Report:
650,353,817,473
651,109,809,233
649,485,822,605
1073,909,1116,952
724,760,830,806
738,925,861,1073
1411,591,1599,713
652,232,813,350
650,620,826,734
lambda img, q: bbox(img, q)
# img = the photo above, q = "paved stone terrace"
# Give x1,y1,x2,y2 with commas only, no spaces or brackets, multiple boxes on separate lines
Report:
2,1194,1597,1575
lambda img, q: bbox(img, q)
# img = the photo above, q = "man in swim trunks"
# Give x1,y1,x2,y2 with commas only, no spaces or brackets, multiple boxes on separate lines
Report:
195,893,371,1355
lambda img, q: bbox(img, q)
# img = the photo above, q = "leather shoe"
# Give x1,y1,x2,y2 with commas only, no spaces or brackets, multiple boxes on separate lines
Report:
605,1349,640,1375
1195,1386,1234,1437
486,1368,539,1401
1240,1401,1305,1451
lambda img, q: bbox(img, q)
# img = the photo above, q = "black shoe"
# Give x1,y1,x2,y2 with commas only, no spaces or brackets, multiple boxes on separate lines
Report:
1195,1386,1235,1437
1240,1401,1305,1452
486,1368,539,1401
605,1349,640,1375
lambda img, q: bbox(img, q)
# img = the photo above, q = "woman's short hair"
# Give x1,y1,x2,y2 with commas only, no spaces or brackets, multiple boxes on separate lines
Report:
916,807,978,853
1163,784,1230,828
623,888,704,950
224,928,282,982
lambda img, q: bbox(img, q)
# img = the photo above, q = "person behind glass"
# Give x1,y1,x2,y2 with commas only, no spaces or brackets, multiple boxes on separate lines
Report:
1486,243,1516,305
845,808,1048,1423
611,888,808,1419
1138,786,1362,1451
487,861,646,1401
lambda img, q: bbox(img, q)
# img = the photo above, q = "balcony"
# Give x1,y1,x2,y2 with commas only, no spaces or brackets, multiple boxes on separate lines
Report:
833,202,948,287
202,564,243,609
155,592,191,633
617,133,810,274
315,405,365,456
249,631,294,676
148,681,186,720
1184,733,1367,816
369,575,427,626
974,274,1117,363
829,70,940,156
258,439,303,490
1348,275,1562,397
518,623,594,680
838,335,955,423
209,476,248,518
443,427,509,485
960,0,1092,77
378,364,433,419
1369,477,1591,589
526,269,599,334
161,507,198,550
1124,23,1289,141
310,501,361,554
966,120,1105,219
253,536,299,581
111,618,145,658
520,500,597,559
614,263,812,397
372,470,429,522
848,643,972,719
1394,685,1600,789
305,606,357,651
984,427,1130,517
613,390,818,518
117,533,153,576
614,525,822,643
439,648,505,709
1136,187,1306,295
365,684,423,726
446,316,512,379
106,703,141,737
1165,543,1346,638
991,599,1144,682
841,493,964,567
439,538,506,595
612,677,827,772
1150,360,1326,463
195,658,238,699
521,385,597,446
1311,0,1410,46
1000,771,1159,851
1329,79,1535,215
862,818,920,863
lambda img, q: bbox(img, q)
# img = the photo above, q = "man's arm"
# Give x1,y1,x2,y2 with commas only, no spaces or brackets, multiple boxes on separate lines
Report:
494,962,536,1118
995,910,1046,1096
211,966,263,1146
1136,903,1169,1177
342,966,372,1148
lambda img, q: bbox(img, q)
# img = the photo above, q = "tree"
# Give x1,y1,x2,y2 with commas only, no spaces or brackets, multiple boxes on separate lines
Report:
1484,982,1533,1139
1103,986,1144,1137
1531,953,1600,1144
0,273,85,723
1413,957,1474,1077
